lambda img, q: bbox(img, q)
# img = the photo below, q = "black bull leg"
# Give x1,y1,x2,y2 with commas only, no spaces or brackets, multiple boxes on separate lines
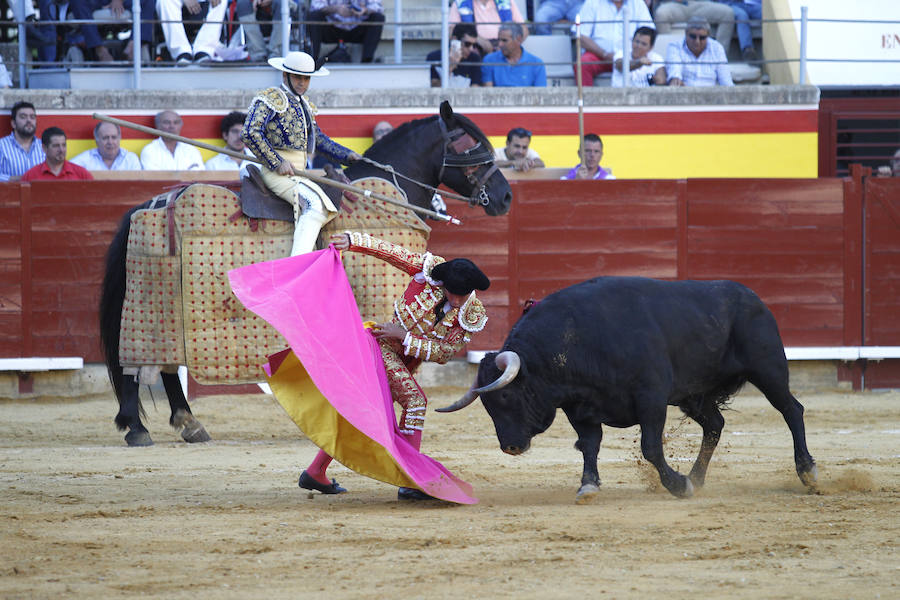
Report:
563,407,603,504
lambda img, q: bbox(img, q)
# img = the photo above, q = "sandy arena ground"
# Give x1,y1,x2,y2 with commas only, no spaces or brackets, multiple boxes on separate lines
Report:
1,385,898,599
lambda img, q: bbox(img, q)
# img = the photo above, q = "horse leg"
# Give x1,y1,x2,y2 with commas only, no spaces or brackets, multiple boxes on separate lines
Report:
162,371,211,443
113,367,153,447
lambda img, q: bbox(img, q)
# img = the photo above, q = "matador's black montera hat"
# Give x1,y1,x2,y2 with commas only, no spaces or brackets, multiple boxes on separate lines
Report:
432,259,490,295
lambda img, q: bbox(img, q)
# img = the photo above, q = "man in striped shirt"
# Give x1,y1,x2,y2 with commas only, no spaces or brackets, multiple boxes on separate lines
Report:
0,101,45,181
665,16,733,86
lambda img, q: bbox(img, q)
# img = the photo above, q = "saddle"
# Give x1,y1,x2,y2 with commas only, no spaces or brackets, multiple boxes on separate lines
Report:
239,164,347,222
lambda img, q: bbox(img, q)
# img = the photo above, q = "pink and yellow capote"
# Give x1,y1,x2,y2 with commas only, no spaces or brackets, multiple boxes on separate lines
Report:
227,247,477,504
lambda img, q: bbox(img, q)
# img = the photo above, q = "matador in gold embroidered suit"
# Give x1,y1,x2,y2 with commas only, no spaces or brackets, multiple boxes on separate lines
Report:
242,51,360,255
298,232,490,499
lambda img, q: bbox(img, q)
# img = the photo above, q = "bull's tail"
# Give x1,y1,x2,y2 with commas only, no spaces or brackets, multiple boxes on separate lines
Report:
99,201,152,423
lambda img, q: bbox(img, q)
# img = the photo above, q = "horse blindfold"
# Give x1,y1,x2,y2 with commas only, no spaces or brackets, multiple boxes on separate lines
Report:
444,133,494,167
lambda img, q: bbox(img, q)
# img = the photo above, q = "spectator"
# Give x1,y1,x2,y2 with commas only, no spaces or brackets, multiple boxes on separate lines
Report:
713,0,761,61
575,0,654,86
92,0,156,63
653,1,735,54
665,16,733,86
482,23,547,87
36,0,115,64
140,110,205,170
876,149,900,177
372,120,392,143
21,127,93,181
449,0,526,58
235,0,283,62
0,101,45,182
71,121,143,171
0,56,12,88
612,25,666,86
157,0,227,64
533,0,584,35
494,127,545,171
206,111,254,170
561,133,615,180
426,22,483,88
307,0,385,64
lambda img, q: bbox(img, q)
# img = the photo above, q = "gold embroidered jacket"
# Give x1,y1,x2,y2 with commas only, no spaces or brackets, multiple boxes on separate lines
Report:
241,84,354,171
346,232,488,367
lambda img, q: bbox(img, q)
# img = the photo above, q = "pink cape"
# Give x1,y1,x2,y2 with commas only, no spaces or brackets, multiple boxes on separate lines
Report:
227,247,477,504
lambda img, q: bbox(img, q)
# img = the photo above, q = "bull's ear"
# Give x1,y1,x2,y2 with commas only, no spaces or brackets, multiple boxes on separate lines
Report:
439,101,454,124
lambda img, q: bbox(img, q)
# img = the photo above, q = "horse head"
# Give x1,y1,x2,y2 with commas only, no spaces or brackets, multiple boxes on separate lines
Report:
435,101,512,217
353,102,512,218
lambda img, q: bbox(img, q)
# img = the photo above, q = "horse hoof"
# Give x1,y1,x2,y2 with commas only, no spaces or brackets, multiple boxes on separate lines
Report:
575,483,600,505
181,423,211,443
172,410,211,443
125,430,154,447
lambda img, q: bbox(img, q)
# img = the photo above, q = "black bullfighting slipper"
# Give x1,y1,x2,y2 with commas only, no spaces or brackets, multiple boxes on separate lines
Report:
397,487,436,501
298,471,347,494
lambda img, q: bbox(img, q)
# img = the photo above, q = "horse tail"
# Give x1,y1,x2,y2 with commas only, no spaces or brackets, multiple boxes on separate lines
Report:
99,201,151,418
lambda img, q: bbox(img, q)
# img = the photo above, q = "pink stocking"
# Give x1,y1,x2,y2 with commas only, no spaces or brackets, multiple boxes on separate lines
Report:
305,449,334,484
402,429,422,452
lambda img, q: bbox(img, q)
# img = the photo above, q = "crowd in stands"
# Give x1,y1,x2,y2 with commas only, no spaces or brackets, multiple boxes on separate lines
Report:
0,101,271,180
0,0,762,86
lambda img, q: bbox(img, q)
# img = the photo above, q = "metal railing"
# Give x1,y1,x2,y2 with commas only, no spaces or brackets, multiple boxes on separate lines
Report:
2,3,898,89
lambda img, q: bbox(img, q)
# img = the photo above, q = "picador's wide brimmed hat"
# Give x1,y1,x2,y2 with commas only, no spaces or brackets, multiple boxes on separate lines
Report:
432,259,491,296
268,51,330,76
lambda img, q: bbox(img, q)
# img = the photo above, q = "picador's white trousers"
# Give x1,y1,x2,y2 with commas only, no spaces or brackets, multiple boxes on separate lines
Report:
157,0,227,59
259,150,338,256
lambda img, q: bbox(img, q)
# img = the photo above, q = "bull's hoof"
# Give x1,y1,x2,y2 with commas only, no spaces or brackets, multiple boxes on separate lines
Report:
172,410,211,443
575,483,600,505
676,477,695,499
125,430,154,447
798,463,819,488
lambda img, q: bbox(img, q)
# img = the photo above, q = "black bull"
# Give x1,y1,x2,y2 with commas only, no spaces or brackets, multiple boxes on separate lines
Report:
438,277,818,502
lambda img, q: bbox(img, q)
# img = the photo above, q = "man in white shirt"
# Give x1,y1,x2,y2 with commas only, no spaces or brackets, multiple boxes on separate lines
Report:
140,111,205,170
612,26,666,86
666,16,733,86
493,127,545,172
576,0,654,86
72,122,143,171
205,111,254,170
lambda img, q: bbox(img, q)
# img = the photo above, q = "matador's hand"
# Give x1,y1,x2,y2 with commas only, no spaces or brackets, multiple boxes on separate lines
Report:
329,233,350,250
372,322,406,340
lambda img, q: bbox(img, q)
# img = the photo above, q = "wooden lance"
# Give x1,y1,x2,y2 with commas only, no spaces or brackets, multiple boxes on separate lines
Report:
92,113,462,225
574,14,586,172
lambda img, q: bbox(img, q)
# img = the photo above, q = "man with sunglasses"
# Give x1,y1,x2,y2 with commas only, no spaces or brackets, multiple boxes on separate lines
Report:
427,23,483,87
665,16,733,86
494,127,545,172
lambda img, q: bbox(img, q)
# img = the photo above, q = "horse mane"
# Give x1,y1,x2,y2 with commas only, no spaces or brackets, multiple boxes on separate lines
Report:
365,111,494,158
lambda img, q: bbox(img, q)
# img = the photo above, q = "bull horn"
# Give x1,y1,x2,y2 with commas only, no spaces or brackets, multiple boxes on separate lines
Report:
435,351,521,413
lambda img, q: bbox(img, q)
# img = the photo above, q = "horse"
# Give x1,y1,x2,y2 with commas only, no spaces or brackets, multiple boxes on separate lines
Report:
99,101,512,447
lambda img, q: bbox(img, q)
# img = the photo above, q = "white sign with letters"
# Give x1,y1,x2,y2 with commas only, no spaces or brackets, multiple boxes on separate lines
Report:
788,0,900,86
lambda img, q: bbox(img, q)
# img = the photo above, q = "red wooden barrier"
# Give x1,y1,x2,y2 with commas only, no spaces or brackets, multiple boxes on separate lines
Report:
2,174,898,387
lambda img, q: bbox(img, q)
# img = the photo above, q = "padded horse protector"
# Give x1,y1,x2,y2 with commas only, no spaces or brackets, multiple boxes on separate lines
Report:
120,180,429,384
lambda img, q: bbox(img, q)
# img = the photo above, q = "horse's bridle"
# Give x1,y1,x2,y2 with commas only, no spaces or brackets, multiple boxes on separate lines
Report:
438,118,499,207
